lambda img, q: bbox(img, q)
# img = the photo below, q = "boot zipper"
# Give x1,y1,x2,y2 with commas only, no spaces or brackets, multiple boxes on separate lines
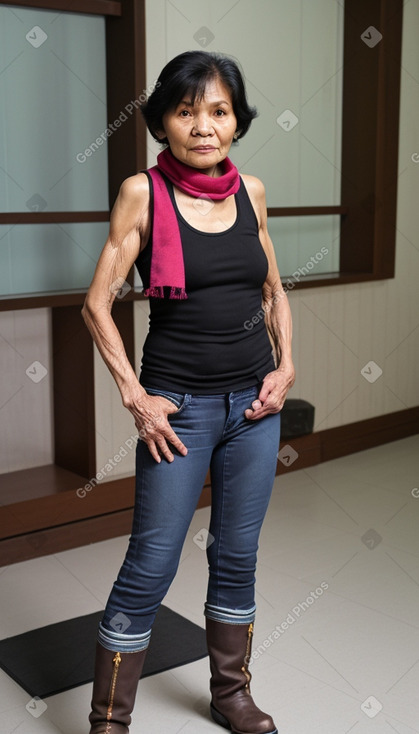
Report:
107,651,122,721
241,622,253,690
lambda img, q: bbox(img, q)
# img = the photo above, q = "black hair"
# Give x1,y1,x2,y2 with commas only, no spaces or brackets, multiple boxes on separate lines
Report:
141,50,257,145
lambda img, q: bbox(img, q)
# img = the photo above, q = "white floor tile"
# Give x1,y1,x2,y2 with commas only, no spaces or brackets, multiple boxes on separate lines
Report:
1,436,419,734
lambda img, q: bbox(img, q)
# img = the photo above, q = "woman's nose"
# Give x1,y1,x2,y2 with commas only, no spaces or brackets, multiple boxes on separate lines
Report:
192,115,214,135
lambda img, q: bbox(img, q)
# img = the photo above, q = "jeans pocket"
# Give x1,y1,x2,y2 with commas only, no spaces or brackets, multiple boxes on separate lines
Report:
144,387,186,412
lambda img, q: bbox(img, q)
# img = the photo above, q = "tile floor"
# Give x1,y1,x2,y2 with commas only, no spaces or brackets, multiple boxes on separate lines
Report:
1,435,418,734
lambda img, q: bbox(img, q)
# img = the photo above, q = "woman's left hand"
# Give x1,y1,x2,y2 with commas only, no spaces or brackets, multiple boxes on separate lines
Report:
245,362,296,420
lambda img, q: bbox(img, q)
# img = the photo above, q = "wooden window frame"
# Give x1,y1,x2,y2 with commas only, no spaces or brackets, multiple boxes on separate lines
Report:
268,0,403,289
0,0,403,310
0,0,144,311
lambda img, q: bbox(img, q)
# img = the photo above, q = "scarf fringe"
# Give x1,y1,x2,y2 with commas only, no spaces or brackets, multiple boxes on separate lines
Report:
143,286,188,300
170,286,188,300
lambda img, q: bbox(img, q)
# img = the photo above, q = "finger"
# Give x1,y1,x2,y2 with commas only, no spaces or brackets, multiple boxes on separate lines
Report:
258,383,271,403
245,406,268,420
259,376,279,403
244,398,265,420
243,399,262,418
166,429,188,456
158,396,179,415
245,401,282,420
156,437,175,463
146,439,162,463
155,426,188,462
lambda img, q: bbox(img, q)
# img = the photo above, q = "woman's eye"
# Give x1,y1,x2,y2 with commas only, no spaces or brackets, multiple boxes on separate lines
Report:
180,110,190,117
215,109,226,116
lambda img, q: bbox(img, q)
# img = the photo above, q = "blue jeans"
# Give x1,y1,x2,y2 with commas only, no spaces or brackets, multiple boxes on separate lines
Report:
99,385,281,653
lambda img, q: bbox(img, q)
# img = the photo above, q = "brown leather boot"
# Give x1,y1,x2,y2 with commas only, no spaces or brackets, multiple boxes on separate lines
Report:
206,619,278,734
88,642,148,733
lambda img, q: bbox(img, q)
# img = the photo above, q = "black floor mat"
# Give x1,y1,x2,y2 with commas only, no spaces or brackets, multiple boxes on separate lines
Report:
0,605,208,698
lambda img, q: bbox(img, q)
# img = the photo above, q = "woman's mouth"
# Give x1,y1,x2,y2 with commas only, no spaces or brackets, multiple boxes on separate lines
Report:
191,146,216,153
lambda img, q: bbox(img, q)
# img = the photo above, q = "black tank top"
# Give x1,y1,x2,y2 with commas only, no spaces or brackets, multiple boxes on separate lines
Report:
135,172,275,394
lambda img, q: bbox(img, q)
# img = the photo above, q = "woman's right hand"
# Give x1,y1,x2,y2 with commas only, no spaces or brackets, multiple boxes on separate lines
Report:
125,393,188,463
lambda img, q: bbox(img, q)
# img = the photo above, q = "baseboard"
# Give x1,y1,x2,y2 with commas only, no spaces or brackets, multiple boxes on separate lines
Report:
275,405,419,474
1,407,417,566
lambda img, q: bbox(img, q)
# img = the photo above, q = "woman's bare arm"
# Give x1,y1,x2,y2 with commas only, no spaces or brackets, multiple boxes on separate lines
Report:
81,173,188,462
241,175,295,418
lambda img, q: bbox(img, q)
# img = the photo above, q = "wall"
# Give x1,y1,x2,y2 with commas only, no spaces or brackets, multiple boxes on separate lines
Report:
0,308,53,472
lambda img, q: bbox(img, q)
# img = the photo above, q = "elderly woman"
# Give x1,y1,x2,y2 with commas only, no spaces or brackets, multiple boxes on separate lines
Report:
82,50,295,734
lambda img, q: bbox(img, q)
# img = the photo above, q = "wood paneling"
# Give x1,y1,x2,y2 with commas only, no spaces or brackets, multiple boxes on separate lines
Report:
0,290,145,312
340,0,402,277
0,509,134,568
105,0,147,207
1,407,417,565
51,300,135,480
52,305,96,479
0,212,110,224
267,206,348,217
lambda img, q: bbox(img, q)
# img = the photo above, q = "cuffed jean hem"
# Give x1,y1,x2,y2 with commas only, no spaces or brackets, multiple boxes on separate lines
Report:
98,621,151,653
204,602,256,625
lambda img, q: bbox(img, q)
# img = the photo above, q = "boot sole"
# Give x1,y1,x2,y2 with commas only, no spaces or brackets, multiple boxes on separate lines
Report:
210,703,278,734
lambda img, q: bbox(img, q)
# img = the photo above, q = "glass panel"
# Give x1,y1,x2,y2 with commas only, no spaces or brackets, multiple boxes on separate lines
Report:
148,0,344,209
0,5,109,212
268,215,340,280
229,0,344,207
0,222,108,296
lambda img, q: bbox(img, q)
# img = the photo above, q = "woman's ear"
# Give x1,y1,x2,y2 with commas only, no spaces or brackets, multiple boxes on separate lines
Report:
154,127,166,141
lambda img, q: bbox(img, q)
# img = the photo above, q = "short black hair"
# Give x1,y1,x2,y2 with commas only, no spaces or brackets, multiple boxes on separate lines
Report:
141,50,257,146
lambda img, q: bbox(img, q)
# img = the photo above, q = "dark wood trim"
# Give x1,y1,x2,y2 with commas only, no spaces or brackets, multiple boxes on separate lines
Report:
0,212,109,224
281,270,392,289
267,206,348,217
0,289,145,311
319,405,419,462
373,0,403,276
1,0,122,14
1,406,417,564
0,486,210,567
0,465,88,506
0,483,211,567
105,0,147,208
0,207,360,223
0,471,211,540
51,300,135,480
0,510,135,568
52,305,97,479
275,406,419,475
0,291,92,311
0,265,399,312
340,0,402,277
0,475,135,540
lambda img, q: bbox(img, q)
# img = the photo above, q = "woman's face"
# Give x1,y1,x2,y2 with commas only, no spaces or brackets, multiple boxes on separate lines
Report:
158,77,238,175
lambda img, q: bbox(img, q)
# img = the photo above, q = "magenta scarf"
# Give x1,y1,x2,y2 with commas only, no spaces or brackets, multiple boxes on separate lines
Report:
143,148,240,299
